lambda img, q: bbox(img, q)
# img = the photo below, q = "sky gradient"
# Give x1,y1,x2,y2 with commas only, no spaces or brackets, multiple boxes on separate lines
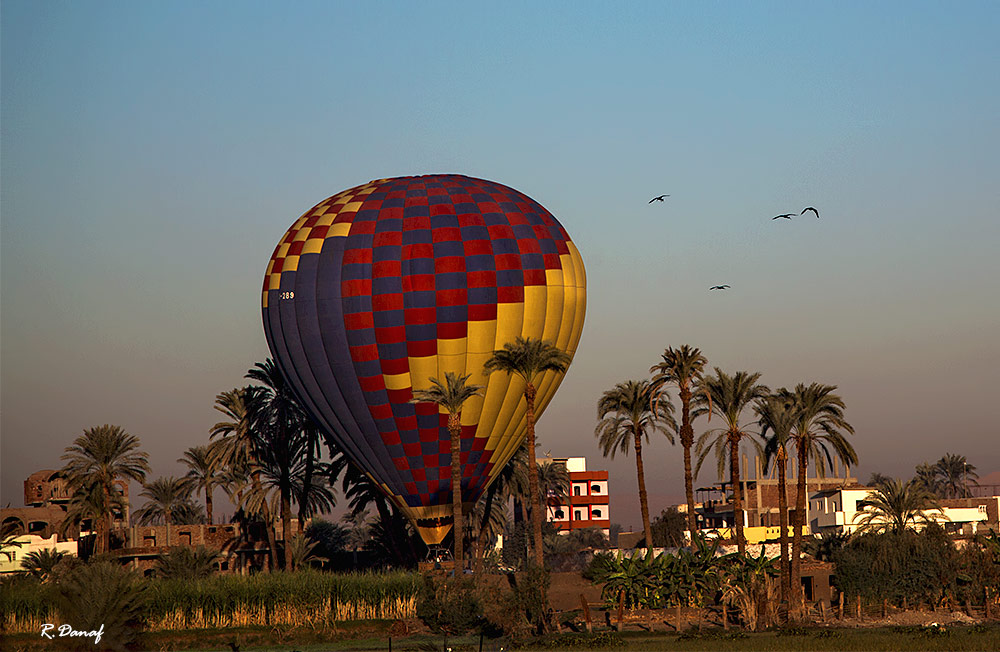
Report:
3,1,998,530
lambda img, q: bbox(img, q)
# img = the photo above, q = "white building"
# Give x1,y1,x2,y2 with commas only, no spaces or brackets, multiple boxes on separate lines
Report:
809,487,994,536
0,534,78,575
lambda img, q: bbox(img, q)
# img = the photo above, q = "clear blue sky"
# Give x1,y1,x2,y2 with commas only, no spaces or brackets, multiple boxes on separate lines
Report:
3,1,998,529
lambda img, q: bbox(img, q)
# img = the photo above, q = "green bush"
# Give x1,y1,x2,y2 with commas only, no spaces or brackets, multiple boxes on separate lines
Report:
416,575,483,634
837,526,1000,607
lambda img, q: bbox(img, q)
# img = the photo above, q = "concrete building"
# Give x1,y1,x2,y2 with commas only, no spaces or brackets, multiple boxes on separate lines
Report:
542,457,610,538
0,534,79,575
694,454,858,534
809,487,1000,536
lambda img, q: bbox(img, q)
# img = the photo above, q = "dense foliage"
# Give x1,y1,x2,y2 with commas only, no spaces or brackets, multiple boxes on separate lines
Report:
833,527,1000,607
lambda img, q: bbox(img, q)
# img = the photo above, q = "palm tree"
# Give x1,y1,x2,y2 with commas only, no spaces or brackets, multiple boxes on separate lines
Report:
179,446,218,525
596,379,676,550
913,462,942,497
331,453,417,566
537,459,570,517
57,477,127,546
60,425,150,554
693,369,769,555
209,387,278,570
756,393,798,610
649,345,708,542
20,548,67,582
134,476,195,545
853,478,946,534
934,453,978,499
410,371,484,570
781,383,856,603
485,336,572,567
244,360,309,570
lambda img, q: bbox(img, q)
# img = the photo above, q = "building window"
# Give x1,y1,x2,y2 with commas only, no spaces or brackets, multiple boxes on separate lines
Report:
555,510,564,519
592,509,602,518
574,510,583,520
574,486,582,496
209,526,217,533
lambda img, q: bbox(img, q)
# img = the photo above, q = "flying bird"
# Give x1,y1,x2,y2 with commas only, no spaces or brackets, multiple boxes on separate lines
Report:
801,206,820,218
771,213,795,220
709,285,730,290
649,194,670,203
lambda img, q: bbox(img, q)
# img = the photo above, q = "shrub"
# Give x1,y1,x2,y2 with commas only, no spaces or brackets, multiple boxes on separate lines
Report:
416,575,483,634
833,526,958,605
52,561,147,651
154,545,220,580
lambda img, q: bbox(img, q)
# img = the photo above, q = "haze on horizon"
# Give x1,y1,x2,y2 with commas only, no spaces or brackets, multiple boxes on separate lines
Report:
2,1,998,530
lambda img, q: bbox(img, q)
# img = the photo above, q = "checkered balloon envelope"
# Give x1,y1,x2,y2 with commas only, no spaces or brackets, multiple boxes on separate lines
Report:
262,174,586,544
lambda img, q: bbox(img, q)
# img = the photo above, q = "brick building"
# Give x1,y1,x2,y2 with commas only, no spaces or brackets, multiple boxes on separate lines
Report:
1,470,130,540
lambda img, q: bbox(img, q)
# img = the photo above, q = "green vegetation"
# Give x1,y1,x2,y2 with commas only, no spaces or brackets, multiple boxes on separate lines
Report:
833,527,1000,607
1,568,420,635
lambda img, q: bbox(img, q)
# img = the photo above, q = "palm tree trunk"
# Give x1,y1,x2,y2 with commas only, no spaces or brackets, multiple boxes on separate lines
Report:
99,482,112,555
281,480,293,570
449,413,464,570
252,470,277,572
298,433,315,526
206,486,214,526
634,431,652,550
729,432,745,555
679,383,698,543
524,383,544,568
776,446,790,613
474,479,501,573
792,443,807,615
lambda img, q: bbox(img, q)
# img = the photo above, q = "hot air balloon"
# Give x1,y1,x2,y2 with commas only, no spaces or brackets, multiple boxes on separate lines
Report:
261,174,586,544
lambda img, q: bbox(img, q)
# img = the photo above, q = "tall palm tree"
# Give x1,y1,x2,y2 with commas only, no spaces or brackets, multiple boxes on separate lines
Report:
179,446,218,525
649,345,708,543
595,379,676,550
934,453,978,499
756,393,798,610
134,476,195,545
244,359,313,570
781,383,856,601
693,369,769,555
296,419,326,526
852,478,945,534
913,462,942,497
410,371,483,570
57,478,127,547
485,336,572,567
60,425,150,554
209,387,277,570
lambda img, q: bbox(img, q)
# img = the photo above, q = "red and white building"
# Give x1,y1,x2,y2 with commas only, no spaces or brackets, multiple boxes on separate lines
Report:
543,457,610,538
